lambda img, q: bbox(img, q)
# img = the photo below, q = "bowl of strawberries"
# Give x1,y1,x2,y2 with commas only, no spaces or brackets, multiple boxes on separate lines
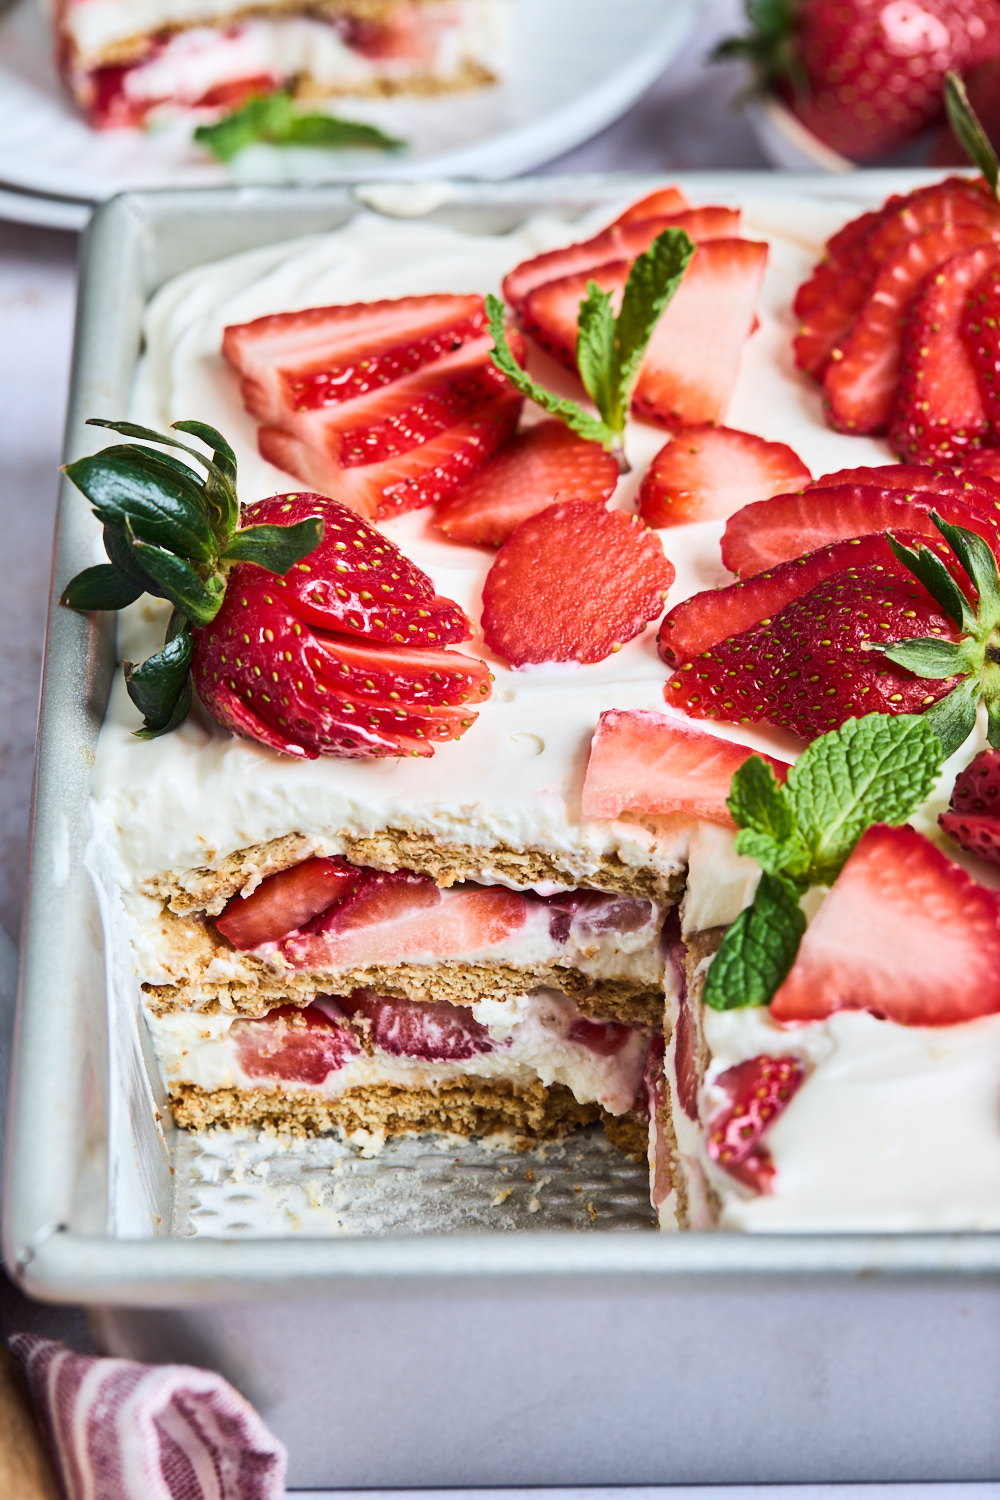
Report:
720,0,1000,170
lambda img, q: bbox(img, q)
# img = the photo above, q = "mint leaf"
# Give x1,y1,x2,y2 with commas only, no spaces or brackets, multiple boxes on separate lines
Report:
944,71,998,198
612,227,695,427
485,295,616,449
703,873,806,1011
786,713,943,886
727,755,794,841
575,283,617,433
194,91,403,163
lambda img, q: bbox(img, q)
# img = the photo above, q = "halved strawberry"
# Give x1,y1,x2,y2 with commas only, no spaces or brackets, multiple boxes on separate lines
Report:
658,533,895,664
481,502,674,668
336,991,492,1060
224,295,524,518
961,262,1000,444
283,874,528,970
890,243,1000,463
705,1054,805,1193
608,185,689,227
581,708,788,826
523,239,768,430
637,425,811,527
501,210,735,312
434,420,618,546
823,221,1000,435
939,748,1000,865
665,535,963,740
720,483,1000,577
770,824,1000,1026
216,856,360,949
231,1003,361,1085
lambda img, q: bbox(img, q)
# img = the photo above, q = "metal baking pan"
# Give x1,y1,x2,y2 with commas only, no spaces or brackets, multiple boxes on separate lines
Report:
6,173,1000,1488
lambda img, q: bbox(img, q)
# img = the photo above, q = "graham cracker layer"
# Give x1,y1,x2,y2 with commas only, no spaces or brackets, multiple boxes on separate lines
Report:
146,830,684,916
601,1108,649,1163
170,1078,601,1141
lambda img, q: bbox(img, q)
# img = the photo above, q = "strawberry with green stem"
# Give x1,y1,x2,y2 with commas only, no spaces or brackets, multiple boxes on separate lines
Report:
61,419,489,757
487,227,695,473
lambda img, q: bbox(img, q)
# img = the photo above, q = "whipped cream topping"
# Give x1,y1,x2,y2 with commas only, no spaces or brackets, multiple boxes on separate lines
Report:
146,986,648,1115
94,193,890,917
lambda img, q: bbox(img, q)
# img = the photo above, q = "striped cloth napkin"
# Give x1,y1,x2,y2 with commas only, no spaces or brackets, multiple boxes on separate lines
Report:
11,1333,286,1499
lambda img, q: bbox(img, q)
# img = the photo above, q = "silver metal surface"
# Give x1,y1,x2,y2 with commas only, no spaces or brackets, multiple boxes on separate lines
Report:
4,172,1000,1486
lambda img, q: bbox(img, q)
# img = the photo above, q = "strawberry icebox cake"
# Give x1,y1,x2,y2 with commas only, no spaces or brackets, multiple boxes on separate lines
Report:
67,148,1000,1233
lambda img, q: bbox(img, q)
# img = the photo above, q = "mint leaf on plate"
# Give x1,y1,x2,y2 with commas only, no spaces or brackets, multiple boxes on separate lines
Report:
194,91,404,163
703,872,806,1011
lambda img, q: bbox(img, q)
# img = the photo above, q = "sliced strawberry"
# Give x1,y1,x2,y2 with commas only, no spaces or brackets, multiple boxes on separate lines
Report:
823,222,1000,435
890,244,1000,464
481,502,674,668
794,181,1000,380
665,536,963,740
224,294,524,519
770,824,1000,1027
223,294,485,427
660,533,894,664
808,462,1000,509
958,450,1000,485
314,635,491,710
719,483,1000,577
434,420,618,546
939,748,1000,865
566,1017,632,1056
216,856,360,949
961,262,1000,445
524,240,768,429
637,425,810,527
231,1003,361,1086
336,991,492,1060
582,708,787,825
608,185,689,227
283,875,528,970
501,211,731,312
706,1054,805,1193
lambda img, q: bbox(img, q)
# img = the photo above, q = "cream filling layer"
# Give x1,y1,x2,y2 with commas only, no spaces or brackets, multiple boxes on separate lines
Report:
146,987,648,1114
699,1005,1000,1232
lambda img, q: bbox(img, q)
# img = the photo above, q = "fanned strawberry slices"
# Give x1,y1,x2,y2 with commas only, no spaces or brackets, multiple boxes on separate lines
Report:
223,293,523,519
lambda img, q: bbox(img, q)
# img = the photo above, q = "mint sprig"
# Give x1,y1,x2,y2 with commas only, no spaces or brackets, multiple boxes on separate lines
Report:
871,514,1000,757
194,91,404,164
61,419,324,737
703,713,944,1011
487,226,695,470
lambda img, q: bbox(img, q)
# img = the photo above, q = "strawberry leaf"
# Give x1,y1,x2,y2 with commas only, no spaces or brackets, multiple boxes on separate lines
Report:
124,628,193,737
886,531,975,632
60,563,143,611
924,676,983,758
930,510,1000,630
486,294,616,450
89,417,240,544
703,872,805,1011
877,635,969,678
124,521,226,624
66,447,219,562
221,516,325,573
945,71,998,200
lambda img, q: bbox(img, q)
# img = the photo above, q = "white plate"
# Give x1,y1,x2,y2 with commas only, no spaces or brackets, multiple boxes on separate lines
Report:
0,0,701,227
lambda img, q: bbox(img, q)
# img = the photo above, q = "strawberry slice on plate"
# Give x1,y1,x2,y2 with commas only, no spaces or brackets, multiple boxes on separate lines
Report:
706,1054,805,1193
224,294,524,519
638,425,811,527
216,856,360,949
809,462,1000,507
434,420,619,546
523,239,768,430
770,824,1000,1026
481,501,674,667
939,748,1000,865
720,481,1000,577
582,708,788,826
607,185,689,227
501,209,737,312
823,221,1000,435
891,243,1000,463
664,534,963,740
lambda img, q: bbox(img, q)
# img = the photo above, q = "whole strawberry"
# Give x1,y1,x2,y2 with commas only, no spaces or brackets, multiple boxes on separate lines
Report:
61,419,489,758
718,0,1000,161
